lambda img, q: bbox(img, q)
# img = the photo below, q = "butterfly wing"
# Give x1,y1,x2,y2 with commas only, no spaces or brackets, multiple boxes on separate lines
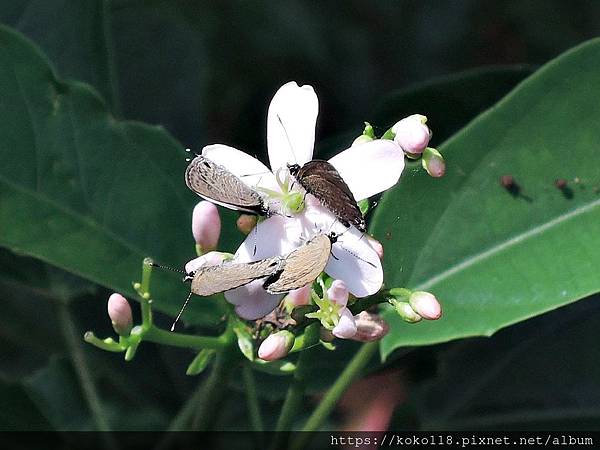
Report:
295,160,365,231
185,155,267,215
191,258,284,296
265,234,331,294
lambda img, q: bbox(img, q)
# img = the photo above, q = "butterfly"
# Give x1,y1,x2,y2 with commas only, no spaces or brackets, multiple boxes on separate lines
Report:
287,160,366,231
185,155,270,215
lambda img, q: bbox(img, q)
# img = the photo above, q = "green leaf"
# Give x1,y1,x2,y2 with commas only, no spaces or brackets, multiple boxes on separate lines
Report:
371,38,600,359
186,349,216,376
0,0,116,107
233,321,255,361
0,25,230,325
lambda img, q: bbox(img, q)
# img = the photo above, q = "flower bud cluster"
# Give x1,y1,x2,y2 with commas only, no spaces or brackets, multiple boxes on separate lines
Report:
353,114,446,178
389,288,442,323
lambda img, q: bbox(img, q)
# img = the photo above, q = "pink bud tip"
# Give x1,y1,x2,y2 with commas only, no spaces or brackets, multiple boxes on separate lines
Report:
192,201,221,253
107,293,133,336
236,214,258,235
332,308,358,339
327,279,349,307
409,291,442,320
392,114,431,154
366,236,384,260
258,331,294,361
286,284,312,306
352,311,390,342
426,156,445,177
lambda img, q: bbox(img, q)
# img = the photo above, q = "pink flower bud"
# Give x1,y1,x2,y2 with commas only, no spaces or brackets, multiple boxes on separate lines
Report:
286,284,312,306
392,114,432,154
332,308,357,339
192,201,221,254
422,147,445,178
352,311,390,342
107,293,133,336
185,251,227,274
327,279,349,307
366,236,384,260
409,291,442,320
236,214,258,235
258,331,295,361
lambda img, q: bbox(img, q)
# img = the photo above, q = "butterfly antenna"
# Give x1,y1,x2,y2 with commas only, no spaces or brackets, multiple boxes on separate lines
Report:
171,291,193,331
149,262,187,275
339,244,376,268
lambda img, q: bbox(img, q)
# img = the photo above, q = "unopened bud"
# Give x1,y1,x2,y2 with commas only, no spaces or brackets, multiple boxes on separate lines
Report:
392,114,431,154
332,308,358,339
409,291,442,320
366,236,384,260
185,251,227,274
422,147,445,178
327,279,349,307
236,214,258,235
107,293,133,336
352,311,390,342
258,331,295,361
392,300,422,323
286,284,312,307
192,201,221,255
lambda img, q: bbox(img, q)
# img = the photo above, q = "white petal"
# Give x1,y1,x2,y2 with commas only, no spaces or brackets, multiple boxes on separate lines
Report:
234,214,304,263
267,82,318,171
202,144,279,192
325,227,383,297
328,139,405,201
332,308,357,339
184,251,226,274
226,280,285,320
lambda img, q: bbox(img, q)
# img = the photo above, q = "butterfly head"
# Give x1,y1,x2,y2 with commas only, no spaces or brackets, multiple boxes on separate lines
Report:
287,163,301,176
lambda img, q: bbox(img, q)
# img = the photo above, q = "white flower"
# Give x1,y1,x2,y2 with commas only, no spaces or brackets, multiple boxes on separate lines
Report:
200,81,405,319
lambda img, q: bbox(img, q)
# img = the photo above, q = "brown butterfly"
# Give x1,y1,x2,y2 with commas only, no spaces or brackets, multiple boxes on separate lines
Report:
287,160,366,231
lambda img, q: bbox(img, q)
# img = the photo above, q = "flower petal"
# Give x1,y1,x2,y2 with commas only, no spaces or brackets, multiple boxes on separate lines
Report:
332,308,357,339
234,214,304,263
226,280,285,320
325,227,383,297
328,139,405,201
202,144,279,192
267,82,318,171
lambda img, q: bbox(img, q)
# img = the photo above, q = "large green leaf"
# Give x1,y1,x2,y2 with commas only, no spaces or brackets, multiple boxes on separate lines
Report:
0,25,233,325
371,38,600,358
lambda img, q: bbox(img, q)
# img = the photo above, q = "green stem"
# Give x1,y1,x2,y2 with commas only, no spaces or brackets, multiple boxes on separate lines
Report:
290,342,378,450
139,259,153,328
242,365,265,436
349,292,387,315
271,324,318,450
57,301,117,450
101,0,122,116
143,325,228,350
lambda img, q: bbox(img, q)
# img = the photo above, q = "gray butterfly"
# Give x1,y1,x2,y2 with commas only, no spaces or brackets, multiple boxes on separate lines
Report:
185,155,270,215
187,233,333,297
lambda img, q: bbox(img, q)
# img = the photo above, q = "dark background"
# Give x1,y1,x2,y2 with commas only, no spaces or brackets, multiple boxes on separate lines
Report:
2,0,600,434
